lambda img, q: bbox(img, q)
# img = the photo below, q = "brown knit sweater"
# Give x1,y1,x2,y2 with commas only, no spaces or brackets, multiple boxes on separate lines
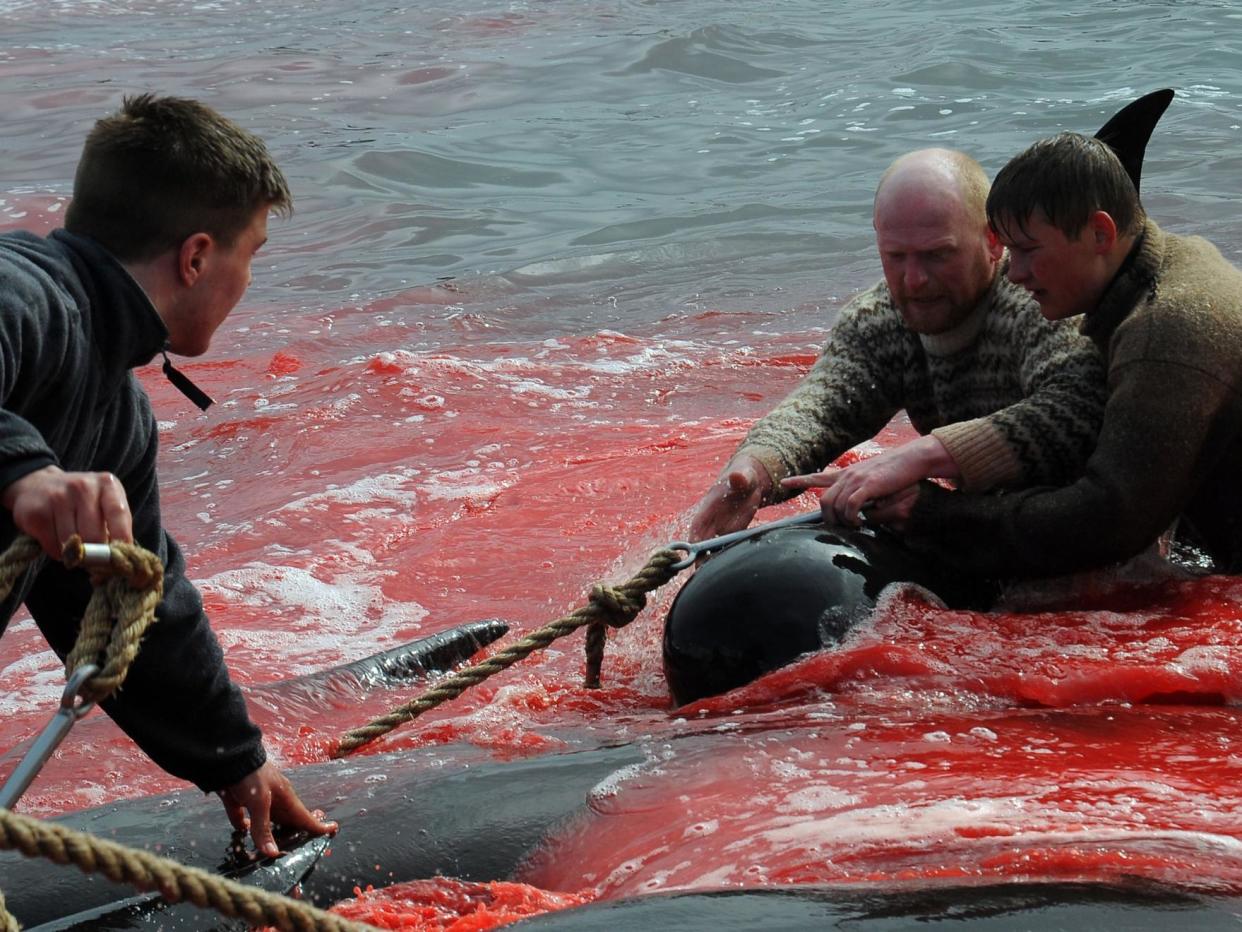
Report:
736,265,1107,499
905,221,1242,575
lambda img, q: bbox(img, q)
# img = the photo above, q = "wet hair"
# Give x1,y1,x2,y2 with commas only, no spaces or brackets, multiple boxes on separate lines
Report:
986,131,1145,241
64,94,291,262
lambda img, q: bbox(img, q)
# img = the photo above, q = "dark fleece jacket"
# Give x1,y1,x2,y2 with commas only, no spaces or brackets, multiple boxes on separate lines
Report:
0,228,264,791
905,220,1242,576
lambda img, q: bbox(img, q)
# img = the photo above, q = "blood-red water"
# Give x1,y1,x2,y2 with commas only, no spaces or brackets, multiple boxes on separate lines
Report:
4,316,1242,929
329,879,591,931
4,6,1242,927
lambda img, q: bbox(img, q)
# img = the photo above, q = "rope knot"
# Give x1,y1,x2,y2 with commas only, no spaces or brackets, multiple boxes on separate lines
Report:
589,583,645,628
53,536,166,703
63,536,164,592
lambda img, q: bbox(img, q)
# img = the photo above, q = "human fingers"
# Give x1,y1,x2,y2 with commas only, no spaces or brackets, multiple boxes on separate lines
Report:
2,467,63,557
219,767,277,858
780,468,842,492
687,486,733,541
16,506,63,560
97,473,133,543
71,474,113,546
250,806,279,859
23,472,127,557
50,488,79,558
689,472,758,541
836,481,876,527
866,486,920,529
218,790,250,835
823,473,871,527
269,785,339,838
725,464,757,496
241,785,279,859
690,499,756,541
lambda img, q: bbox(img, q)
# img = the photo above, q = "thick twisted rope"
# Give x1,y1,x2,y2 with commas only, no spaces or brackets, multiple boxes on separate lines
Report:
0,807,372,932
0,535,162,703
333,548,684,758
0,534,164,931
0,536,43,607
61,538,163,703
0,889,17,932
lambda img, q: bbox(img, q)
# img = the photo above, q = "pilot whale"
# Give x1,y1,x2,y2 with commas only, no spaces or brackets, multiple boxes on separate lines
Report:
661,523,996,706
6,731,1242,932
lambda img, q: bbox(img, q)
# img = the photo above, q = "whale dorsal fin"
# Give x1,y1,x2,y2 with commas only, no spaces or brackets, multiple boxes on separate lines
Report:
1093,89,1174,194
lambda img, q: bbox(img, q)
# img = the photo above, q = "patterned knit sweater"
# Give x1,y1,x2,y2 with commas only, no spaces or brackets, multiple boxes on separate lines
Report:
737,264,1107,499
905,221,1242,576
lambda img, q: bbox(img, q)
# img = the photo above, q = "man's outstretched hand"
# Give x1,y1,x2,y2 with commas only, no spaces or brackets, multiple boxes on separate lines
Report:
218,761,338,858
687,454,771,541
780,436,956,527
780,467,923,531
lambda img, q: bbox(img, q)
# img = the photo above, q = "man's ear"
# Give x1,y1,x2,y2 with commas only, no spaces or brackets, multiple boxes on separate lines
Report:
1088,210,1118,254
984,224,1004,262
176,233,214,286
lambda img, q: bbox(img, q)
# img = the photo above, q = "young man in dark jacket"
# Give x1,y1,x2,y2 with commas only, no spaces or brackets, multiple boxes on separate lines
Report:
0,94,335,856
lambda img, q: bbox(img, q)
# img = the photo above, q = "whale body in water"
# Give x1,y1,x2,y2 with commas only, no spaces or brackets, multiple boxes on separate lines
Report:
662,524,997,706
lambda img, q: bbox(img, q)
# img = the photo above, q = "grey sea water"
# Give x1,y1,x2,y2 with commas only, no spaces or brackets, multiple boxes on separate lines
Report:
3,0,1242,339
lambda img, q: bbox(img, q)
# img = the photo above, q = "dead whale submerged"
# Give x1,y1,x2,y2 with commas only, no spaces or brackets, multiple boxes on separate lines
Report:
661,523,997,706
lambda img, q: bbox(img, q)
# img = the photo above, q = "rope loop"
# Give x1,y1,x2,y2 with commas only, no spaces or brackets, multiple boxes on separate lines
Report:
63,537,163,591
59,536,164,704
588,583,646,626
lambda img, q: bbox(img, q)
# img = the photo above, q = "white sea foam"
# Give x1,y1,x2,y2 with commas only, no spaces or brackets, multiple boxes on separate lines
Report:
0,654,63,717
273,471,421,514
200,562,428,675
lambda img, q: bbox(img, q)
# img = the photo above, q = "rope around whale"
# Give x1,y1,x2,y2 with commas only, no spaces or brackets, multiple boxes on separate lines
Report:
332,546,685,758
0,806,375,932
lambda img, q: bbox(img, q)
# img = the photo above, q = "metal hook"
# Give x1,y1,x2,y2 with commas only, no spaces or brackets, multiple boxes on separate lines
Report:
667,509,824,571
0,663,100,810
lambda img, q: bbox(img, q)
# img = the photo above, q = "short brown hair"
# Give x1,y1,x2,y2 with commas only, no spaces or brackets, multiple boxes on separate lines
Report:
986,132,1145,241
64,94,292,262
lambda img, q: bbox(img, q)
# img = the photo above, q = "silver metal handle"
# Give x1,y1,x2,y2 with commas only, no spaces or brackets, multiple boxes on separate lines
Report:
0,664,99,810
667,509,823,571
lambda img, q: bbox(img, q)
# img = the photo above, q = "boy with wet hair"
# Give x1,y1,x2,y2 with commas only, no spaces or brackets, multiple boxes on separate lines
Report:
0,94,335,856
869,131,1242,575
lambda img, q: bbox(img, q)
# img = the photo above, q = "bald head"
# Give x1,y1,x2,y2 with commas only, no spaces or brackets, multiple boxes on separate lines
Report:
875,148,989,225
871,148,1002,335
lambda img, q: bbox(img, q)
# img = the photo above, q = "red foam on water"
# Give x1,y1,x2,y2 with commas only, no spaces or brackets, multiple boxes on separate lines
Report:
329,878,592,931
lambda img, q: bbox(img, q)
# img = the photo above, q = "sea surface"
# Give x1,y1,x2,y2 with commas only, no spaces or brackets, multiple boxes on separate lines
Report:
3,1,1242,928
